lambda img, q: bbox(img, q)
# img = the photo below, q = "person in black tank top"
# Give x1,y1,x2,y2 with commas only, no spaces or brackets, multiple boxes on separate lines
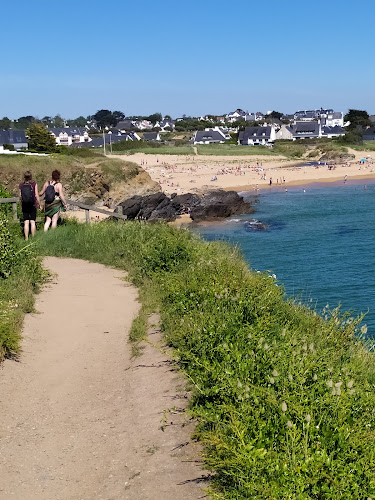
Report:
19,171,41,240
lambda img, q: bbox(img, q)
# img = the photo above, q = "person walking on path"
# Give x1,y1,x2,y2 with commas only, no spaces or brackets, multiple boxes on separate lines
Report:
19,170,41,240
39,169,67,231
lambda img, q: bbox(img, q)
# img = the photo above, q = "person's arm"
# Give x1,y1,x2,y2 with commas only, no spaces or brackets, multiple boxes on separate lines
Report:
39,182,47,196
56,183,67,209
34,183,42,209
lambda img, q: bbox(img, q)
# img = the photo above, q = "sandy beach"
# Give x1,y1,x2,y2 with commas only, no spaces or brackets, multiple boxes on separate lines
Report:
112,149,375,195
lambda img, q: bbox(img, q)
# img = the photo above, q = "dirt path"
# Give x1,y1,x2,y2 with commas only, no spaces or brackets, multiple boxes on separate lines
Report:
0,258,206,499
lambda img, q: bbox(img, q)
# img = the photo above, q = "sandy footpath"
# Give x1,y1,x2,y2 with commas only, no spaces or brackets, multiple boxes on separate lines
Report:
0,257,206,499
112,149,375,195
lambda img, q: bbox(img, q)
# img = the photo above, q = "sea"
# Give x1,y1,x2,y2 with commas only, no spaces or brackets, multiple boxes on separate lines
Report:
193,180,375,339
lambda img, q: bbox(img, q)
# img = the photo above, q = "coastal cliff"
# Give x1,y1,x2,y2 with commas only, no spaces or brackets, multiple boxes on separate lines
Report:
0,152,160,206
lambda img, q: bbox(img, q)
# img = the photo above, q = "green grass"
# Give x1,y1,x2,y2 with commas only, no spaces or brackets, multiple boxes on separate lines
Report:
32,220,375,499
112,145,194,155
0,153,141,198
349,141,375,152
0,214,47,361
196,144,276,156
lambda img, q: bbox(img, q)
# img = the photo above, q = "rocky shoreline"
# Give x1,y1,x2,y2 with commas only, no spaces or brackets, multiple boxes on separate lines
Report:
117,190,254,223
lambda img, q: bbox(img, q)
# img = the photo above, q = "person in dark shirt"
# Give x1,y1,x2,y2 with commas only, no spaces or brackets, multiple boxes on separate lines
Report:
19,171,41,240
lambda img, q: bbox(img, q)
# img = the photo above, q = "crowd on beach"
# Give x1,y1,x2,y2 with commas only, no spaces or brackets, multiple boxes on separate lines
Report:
128,151,375,196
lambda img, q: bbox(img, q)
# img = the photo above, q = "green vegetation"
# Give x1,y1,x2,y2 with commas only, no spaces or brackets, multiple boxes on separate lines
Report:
26,123,58,153
196,144,275,156
111,141,194,155
0,210,46,361
0,152,141,199
33,220,375,498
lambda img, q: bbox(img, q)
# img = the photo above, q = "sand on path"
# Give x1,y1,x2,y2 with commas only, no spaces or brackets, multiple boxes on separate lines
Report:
0,257,205,499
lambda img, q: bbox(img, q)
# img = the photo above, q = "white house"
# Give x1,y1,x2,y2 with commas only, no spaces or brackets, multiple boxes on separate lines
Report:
49,127,91,146
239,126,276,146
193,127,230,144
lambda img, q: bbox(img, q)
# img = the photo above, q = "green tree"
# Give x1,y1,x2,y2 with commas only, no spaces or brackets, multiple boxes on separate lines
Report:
93,109,113,129
26,123,57,152
269,111,283,120
0,117,12,130
41,116,53,127
14,115,35,130
112,111,125,124
67,116,88,127
52,115,65,128
344,109,371,130
147,113,162,125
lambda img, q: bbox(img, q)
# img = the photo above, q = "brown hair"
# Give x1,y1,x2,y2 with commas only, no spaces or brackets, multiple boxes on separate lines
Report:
52,170,60,182
24,170,32,182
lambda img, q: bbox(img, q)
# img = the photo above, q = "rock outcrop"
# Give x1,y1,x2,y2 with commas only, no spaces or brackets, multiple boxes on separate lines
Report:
117,190,254,222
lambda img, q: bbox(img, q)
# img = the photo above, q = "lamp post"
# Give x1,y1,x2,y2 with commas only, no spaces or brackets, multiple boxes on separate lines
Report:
103,129,106,156
108,131,112,154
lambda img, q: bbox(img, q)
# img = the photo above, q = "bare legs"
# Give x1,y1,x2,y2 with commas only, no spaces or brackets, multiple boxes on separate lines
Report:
44,212,60,232
24,220,36,240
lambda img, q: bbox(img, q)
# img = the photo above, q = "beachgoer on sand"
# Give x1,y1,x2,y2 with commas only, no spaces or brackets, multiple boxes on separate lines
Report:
39,170,67,232
19,170,41,240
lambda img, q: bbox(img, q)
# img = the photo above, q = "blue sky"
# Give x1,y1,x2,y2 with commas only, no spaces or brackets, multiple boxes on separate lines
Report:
1,0,374,119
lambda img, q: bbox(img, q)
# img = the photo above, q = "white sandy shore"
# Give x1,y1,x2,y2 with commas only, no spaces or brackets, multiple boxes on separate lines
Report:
112,149,375,195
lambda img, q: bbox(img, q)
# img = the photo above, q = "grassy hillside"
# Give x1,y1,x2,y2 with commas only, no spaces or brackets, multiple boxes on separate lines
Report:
30,220,375,499
0,151,159,204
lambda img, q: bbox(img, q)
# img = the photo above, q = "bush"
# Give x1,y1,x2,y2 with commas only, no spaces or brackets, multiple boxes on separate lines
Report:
36,222,375,498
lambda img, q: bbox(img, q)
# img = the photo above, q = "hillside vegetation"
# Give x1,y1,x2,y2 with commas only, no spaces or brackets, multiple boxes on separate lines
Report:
23,220,375,499
0,151,159,206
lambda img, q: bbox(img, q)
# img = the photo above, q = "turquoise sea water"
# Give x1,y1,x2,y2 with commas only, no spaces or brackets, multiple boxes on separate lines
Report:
194,181,375,338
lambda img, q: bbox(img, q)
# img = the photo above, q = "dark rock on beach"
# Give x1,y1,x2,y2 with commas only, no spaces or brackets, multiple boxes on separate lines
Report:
190,190,253,222
117,190,254,222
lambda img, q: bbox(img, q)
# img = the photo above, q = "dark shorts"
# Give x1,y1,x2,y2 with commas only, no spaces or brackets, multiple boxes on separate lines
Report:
22,203,37,221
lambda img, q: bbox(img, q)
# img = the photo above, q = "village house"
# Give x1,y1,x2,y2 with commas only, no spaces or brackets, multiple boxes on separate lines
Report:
48,127,91,146
0,130,28,150
193,127,230,145
226,109,247,122
154,118,176,131
363,127,375,141
321,126,345,138
143,132,161,141
276,122,345,140
239,126,276,146
293,109,344,127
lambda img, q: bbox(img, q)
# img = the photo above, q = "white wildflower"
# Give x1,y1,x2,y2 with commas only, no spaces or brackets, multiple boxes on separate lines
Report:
361,325,368,335
305,414,311,423
347,380,354,389
326,380,333,388
349,388,355,395
272,369,278,377
237,380,242,389
282,328,286,337
269,377,275,384
281,401,287,412
313,374,318,381
335,381,342,388
263,343,269,350
288,374,293,382
286,420,293,429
